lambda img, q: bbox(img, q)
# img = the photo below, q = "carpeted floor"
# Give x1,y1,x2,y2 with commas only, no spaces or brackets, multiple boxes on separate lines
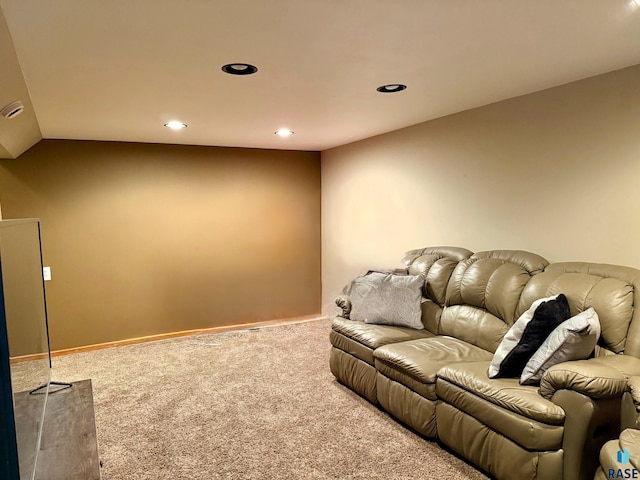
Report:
43,318,489,479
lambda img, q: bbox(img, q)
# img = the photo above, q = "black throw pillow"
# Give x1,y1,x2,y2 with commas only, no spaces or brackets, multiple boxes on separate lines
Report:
496,294,571,378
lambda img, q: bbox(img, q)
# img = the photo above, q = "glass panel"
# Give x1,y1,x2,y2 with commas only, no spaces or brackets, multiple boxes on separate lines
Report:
0,219,51,480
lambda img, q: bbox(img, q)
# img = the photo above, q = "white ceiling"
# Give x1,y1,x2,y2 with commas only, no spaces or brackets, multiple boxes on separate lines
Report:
2,0,640,153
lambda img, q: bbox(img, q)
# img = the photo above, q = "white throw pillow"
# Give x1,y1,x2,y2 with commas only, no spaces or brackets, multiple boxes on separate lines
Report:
520,307,601,385
348,271,424,330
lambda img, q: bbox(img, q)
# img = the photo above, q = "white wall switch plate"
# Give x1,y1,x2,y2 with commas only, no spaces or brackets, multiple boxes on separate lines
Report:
43,266,51,281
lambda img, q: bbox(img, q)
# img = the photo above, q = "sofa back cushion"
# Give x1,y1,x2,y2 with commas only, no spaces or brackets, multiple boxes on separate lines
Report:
518,262,640,356
402,246,473,333
442,250,549,353
402,246,474,268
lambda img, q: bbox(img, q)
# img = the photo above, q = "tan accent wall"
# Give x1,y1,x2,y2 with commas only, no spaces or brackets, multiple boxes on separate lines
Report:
0,140,321,350
322,64,640,313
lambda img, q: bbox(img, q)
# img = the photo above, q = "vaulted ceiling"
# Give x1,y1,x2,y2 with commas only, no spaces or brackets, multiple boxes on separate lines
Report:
2,0,640,158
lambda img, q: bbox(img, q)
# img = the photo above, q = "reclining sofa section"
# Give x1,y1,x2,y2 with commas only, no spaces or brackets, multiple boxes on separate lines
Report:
329,248,640,480
329,246,473,404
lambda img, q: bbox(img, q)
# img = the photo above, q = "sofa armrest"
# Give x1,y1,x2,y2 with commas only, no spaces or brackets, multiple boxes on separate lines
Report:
621,376,640,430
551,389,622,480
539,359,628,401
628,376,640,406
335,295,352,319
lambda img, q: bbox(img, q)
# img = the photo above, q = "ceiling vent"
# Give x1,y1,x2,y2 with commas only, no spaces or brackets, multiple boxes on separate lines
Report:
1,101,24,119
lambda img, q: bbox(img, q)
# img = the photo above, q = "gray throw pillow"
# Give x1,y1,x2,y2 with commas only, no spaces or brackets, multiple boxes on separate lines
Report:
348,271,424,330
520,307,601,385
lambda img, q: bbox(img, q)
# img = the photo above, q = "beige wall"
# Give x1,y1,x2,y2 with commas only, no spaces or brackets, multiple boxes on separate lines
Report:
0,140,321,350
322,64,640,313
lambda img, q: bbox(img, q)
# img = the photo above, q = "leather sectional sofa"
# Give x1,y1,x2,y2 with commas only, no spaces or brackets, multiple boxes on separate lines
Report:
329,247,640,480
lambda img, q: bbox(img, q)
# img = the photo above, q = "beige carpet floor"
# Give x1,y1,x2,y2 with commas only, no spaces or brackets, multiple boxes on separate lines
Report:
46,318,489,479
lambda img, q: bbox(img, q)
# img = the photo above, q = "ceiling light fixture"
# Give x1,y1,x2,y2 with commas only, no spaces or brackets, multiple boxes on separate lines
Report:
164,121,188,130
275,128,294,137
376,84,407,93
222,63,258,75
1,101,24,119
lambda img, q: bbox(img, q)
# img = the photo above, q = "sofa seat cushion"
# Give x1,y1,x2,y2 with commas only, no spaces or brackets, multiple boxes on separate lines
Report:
373,337,493,400
436,379,564,450
438,361,566,425
331,317,433,365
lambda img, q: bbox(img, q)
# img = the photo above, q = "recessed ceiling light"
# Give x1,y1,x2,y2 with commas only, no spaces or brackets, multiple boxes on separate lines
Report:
376,84,407,93
222,63,258,75
275,128,294,137
164,121,188,130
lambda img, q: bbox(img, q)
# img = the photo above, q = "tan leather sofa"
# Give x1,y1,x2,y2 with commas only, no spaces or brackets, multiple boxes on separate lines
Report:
330,247,640,480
